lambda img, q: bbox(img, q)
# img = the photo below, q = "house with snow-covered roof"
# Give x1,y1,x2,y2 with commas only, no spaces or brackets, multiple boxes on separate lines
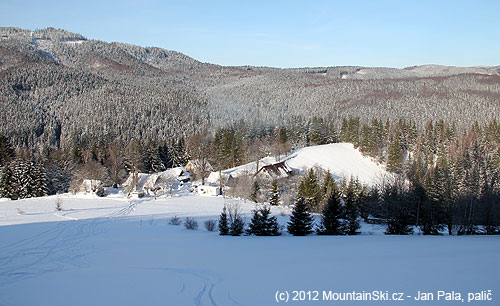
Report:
122,167,191,197
185,159,213,175
255,161,294,180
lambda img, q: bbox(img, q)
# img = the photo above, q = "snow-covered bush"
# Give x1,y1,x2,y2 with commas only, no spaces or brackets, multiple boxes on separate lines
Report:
95,186,106,197
56,198,63,211
169,216,181,225
184,218,198,230
204,219,217,232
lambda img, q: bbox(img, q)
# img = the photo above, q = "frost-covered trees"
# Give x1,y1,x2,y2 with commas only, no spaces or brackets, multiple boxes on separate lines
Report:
309,117,328,145
0,135,14,167
0,158,47,199
0,165,13,198
3,27,500,155
143,142,166,173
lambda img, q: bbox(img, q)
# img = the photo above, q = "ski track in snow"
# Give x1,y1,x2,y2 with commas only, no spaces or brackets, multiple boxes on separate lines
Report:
228,293,244,306
0,199,142,286
106,199,140,218
139,267,235,306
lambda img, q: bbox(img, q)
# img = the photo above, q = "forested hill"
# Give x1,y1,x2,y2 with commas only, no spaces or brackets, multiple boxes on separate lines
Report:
1,27,500,150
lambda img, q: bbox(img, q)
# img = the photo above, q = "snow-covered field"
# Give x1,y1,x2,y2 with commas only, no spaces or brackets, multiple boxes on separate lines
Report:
0,193,499,305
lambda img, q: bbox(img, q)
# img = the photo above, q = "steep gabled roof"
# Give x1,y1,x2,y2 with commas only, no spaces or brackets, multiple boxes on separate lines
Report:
185,159,214,173
256,161,293,178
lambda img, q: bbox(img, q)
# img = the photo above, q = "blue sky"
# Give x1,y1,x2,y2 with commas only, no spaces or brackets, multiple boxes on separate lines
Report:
1,0,499,68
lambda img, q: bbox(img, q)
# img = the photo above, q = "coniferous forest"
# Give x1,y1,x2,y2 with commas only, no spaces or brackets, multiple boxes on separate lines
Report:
1,27,499,235
2,116,499,235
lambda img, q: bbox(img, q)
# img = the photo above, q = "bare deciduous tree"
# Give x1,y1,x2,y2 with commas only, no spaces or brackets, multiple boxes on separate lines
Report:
185,132,212,185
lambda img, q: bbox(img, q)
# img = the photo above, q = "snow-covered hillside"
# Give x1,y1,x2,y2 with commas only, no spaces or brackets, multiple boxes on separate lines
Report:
284,143,388,185
210,143,388,186
0,194,498,305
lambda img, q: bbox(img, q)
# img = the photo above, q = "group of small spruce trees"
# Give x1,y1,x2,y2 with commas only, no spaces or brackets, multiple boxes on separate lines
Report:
218,171,361,237
218,205,246,236
218,204,281,236
288,171,362,236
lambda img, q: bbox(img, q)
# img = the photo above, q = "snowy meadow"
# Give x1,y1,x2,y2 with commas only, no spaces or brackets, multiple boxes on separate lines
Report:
0,193,498,305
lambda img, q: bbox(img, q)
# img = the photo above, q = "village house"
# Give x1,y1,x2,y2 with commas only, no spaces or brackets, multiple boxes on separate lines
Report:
255,161,294,180
185,159,213,183
122,167,190,197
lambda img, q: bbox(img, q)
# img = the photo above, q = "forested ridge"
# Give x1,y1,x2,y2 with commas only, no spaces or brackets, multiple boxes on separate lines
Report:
1,27,500,151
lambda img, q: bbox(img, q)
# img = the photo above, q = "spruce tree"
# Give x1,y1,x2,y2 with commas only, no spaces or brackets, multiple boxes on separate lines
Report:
0,164,13,198
226,204,245,236
420,169,445,235
309,117,327,145
320,171,336,201
147,145,166,173
247,207,264,235
158,145,173,169
32,161,48,197
298,169,320,210
359,123,374,154
268,216,281,236
25,160,37,198
386,213,414,235
12,158,28,199
0,135,14,167
287,197,314,236
342,178,361,235
383,180,414,235
327,121,338,143
317,184,343,235
250,180,260,203
218,205,229,235
387,134,404,174
269,180,280,206
247,206,281,236
229,216,245,236
171,137,186,167
339,118,349,143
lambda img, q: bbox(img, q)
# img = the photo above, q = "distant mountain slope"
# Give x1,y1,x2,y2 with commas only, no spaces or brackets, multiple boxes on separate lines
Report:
1,27,499,149
339,64,500,79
